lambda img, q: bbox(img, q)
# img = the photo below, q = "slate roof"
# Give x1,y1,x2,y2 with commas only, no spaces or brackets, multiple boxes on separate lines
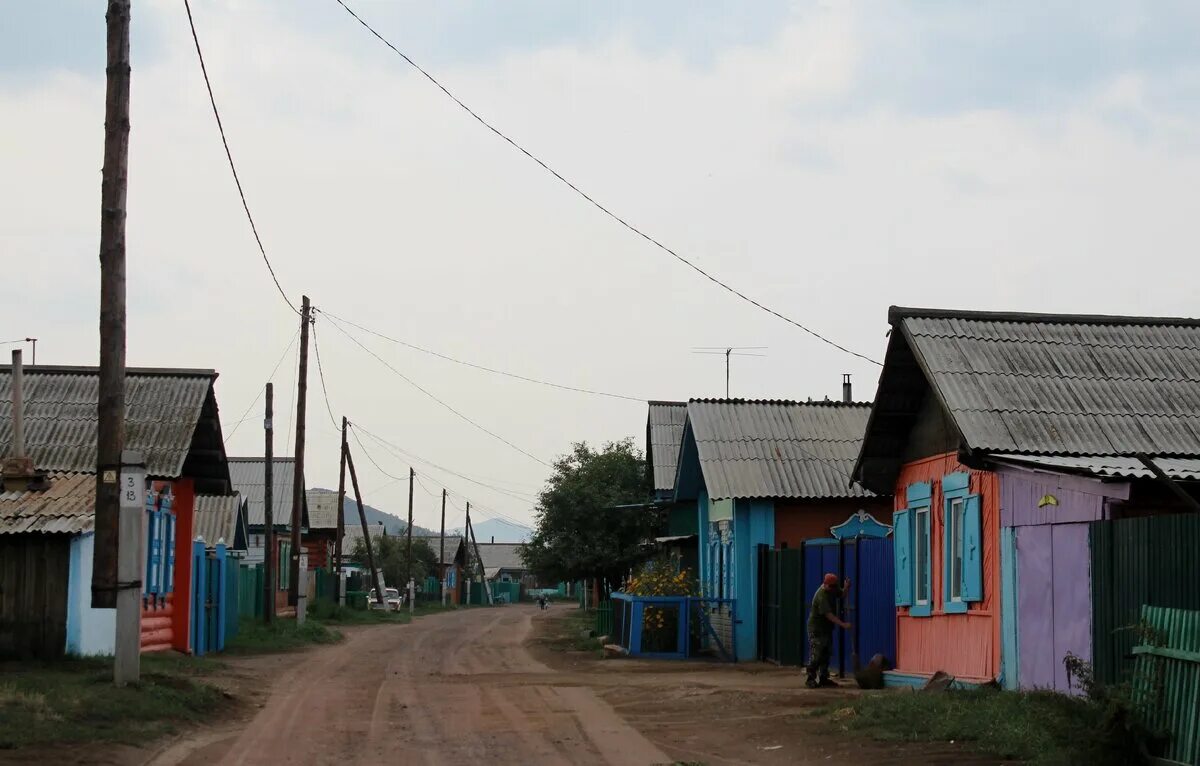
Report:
647,401,687,493
0,366,226,482
194,493,241,545
854,307,1200,492
418,534,464,565
471,542,526,578
0,473,95,535
990,454,1200,481
306,489,339,530
685,399,874,501
229,457,305,528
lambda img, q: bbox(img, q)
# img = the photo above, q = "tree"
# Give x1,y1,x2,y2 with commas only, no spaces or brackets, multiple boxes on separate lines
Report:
521,439,661,590
352,534,439,589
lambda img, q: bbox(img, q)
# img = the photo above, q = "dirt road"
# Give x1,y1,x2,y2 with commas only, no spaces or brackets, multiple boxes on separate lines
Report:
149,607,670,766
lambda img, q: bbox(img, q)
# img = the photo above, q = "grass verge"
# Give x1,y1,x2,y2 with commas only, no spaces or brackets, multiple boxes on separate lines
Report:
821,687,1145,766
0,654,224,750
535,607,603,654
225,619,342,654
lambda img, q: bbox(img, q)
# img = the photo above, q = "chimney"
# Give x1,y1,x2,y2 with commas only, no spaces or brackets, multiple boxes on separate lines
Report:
842,374,852,404
3,350,42,490
490,536,494,544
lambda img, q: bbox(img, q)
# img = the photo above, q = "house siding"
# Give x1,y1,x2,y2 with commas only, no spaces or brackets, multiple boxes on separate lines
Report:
894,453,1001,681
775,498,893,548
66,532,116,656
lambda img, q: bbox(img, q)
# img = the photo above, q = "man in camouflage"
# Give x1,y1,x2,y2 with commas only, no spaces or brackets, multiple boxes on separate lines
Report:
806,573,851,688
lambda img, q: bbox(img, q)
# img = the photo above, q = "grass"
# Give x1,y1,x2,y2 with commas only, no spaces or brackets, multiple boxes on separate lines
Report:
821,687,1147,766
224,618,342,654
0,654,224,749
536,607,604,654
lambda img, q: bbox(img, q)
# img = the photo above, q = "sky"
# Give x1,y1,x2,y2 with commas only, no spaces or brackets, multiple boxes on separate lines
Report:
4,1,1200,531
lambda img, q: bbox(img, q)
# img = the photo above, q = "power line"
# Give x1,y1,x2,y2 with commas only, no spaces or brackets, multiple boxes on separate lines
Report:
323,315,550,467
311,320,340,430
183,0,297,315
317,308,644,402
331,0,881,367
224,328,300,443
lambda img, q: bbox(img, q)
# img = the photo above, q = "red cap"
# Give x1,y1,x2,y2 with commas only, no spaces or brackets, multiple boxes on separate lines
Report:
823,573,839,587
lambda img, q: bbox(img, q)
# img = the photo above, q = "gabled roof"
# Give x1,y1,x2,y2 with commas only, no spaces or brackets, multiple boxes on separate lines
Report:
647,401,687,493
417,534,464,566
854,306,1200,492
194,493,243,546
677,399,875,501
0,365,230,491
0,473,94,535
229,457,306,528
471,542,525,577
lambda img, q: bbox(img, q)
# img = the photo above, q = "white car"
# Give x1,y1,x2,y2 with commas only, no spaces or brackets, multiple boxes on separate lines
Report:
368,587,403,611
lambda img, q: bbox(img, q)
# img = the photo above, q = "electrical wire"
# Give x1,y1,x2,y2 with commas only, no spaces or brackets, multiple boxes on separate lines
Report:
183,0,298,315
331,0,881,366
224,328,300,442
311,319,340,430
317,308,644,402
324,315,551,467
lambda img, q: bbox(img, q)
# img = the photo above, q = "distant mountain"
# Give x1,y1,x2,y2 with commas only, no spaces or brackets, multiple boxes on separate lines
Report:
310,488,438,537
470,518,532,544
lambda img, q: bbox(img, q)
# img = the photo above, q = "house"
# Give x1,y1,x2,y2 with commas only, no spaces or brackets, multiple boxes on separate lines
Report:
424,534,465,604
304,488,340,570
340,519,385,565
853,306,1200,690
472,542,529,584
228,456,308,615
646,401,697,573
673,397,890,661
194,493,248,553
0,363,231,658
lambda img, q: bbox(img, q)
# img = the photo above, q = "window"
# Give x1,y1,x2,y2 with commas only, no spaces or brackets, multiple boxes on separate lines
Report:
948,497,964,604
144,486,176,600
942,472,982,613
278,540,291,590
914,506,930,607
894,482,932,616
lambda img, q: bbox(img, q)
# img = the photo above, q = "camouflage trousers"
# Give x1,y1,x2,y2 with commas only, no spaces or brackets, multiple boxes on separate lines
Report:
806,630,833,683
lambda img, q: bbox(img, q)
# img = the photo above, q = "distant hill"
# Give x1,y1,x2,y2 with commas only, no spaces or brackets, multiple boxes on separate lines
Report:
470,518,532,544
310,488,438,537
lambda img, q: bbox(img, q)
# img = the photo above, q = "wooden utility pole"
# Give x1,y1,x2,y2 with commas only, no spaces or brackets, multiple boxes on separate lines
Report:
333,417,348,592
405,467,415,587
467,512,493,605
438,489,446,601
92,0,132,614
289,296,311,609
463,501,471,605
345,444,384,606
263,383,275,624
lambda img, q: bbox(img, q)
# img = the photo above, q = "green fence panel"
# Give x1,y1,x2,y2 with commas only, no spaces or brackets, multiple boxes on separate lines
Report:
1133,605,1200,765
239,564,264,619
1091,514,1200,685
595,601,613,638
224,556,240,644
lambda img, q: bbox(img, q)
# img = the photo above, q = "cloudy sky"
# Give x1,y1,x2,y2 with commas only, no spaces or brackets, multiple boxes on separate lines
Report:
3,1,1200,530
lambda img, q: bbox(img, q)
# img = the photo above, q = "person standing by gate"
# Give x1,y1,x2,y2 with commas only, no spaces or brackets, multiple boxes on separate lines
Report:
806,573,851,688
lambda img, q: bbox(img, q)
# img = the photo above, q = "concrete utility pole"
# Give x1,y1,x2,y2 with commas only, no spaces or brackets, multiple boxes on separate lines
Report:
115,450,145,685
334,417,348,604
93,0,132,617
438,489,446,604
263,383,275,624
289,296,311,611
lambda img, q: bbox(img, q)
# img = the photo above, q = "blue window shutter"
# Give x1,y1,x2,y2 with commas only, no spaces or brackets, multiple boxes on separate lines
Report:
165,510,176,593
942,472,970,494
892,508,912,606
962,494,983,602
907,482,932,504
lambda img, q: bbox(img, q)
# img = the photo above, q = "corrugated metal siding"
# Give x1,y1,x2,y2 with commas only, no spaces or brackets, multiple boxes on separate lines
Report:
648,402,686,492
904,316,1200,456
0,367,215,477
1133,605,1200,766
194,494,239,545
687,399,874,500
1090,513,1200,686
229,457,297,527
0,473,95,535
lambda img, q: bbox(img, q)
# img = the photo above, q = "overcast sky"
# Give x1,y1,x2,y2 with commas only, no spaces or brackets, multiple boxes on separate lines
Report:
4,1,1200,530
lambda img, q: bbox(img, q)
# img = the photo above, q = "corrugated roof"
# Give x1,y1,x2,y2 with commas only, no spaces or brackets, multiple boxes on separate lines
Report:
341,521,385,551
687,399,874,501
647,401,687,492
471,542,526,573
900,308,1200,457
0,473,95,535
194,493,241,545
229,457,301,528
0,366,217,477
417,534,464,565
990,454,1200,481
306,489,339,530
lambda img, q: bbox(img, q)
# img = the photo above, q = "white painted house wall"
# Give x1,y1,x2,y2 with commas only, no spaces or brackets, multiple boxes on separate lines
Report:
66,532,116,656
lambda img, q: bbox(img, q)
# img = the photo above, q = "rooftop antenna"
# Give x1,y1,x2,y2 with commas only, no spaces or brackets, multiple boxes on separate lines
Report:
692,346,767,397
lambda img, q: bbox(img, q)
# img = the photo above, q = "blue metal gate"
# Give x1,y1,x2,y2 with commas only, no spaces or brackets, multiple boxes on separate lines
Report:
801,537,895,675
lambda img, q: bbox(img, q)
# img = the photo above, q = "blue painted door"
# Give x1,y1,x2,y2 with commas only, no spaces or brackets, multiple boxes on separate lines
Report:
801,537,896,675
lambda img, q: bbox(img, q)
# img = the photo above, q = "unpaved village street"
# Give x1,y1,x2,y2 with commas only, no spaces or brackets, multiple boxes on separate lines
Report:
127,607,994,766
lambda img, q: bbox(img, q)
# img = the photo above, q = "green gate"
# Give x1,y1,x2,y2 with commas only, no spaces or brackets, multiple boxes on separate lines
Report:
757,545,801,665
1133,605,1200,765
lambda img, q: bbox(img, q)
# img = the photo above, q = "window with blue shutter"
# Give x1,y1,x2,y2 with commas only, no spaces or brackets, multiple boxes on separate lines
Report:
941,472,980,613
164,507,176,594
892,509,912,606
145,493,160,597
907,482,933,617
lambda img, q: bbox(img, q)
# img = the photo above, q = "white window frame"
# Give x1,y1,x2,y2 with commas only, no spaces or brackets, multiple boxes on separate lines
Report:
914,506,931,608
948,496,965,605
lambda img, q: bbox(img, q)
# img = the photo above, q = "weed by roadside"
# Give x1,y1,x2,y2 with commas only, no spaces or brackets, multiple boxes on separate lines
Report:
536,608,604,654
308,600,410,625
820,686,1145,766
0,655,223,749
225,619,341,653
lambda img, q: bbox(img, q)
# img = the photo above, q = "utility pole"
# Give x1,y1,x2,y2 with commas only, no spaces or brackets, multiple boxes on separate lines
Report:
289,296,311,610
263,383,275,624
467,512,494,606
405,467,415,587
334,417,348,603
92,0,132,617
438,489,446,603
25,338,36,365
345,443,384,606
463,501,471,605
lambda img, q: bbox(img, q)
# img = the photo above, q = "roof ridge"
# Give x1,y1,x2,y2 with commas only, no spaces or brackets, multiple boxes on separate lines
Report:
0,365,219,377
688,398,872,407
890,305,1200,327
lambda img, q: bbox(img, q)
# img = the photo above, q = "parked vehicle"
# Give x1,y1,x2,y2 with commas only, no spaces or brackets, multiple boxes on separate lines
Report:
368,587,403,611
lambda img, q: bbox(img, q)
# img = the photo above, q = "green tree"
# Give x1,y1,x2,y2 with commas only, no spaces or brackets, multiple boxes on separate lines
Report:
352,534,439,589
521,439,660,590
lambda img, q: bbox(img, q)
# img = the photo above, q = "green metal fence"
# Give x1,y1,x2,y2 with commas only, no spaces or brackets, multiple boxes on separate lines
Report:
238,564,264,619
1091,513,1200,685
1133,605,1200,765
594,601,613,638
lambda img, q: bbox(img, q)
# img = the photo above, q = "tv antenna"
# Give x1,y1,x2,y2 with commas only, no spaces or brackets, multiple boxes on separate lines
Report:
692,347,767,397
